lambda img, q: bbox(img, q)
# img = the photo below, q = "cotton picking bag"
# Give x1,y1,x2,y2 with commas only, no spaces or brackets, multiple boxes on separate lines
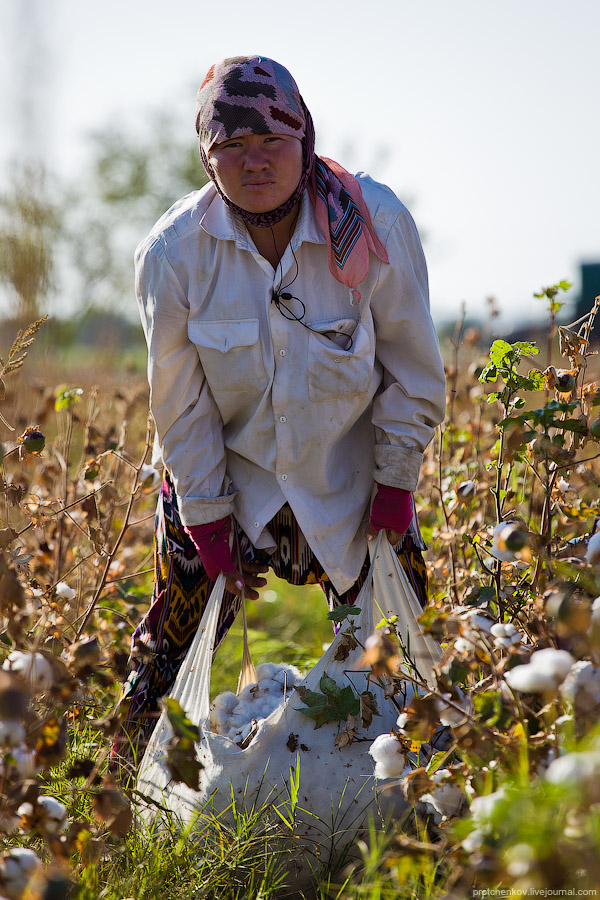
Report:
136,533,442,883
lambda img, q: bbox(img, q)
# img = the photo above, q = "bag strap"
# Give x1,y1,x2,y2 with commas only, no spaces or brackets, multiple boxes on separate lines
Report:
371,532,442,689
169,572,227,725
234,531,257,693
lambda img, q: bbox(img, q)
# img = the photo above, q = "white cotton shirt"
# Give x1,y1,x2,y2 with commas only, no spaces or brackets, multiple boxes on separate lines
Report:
135,174,446,593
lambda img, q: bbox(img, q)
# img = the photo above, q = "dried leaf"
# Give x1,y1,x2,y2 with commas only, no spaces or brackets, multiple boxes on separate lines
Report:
165,736,203,790
286,733,299,752
359,690,381,729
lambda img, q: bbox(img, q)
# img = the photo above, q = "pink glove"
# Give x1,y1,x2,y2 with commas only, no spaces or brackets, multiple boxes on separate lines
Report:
184,516,240,582
369,483,414,536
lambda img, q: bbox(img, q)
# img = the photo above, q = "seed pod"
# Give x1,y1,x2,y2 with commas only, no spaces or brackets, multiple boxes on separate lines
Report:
556,372,576,393
589,418,600,440
18,427,46,455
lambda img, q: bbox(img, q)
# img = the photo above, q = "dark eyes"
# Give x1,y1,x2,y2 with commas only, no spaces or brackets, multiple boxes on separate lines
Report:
222,136,284,150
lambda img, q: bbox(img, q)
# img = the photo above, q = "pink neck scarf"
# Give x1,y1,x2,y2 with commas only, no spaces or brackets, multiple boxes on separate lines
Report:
195,56,388,289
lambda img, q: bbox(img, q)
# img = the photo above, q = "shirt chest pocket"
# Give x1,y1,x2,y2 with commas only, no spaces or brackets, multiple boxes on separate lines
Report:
188,319,268,394
306,317,374,402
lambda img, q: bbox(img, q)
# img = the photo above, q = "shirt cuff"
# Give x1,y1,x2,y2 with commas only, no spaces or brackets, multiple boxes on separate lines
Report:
177,491,239,528
374,443,423,491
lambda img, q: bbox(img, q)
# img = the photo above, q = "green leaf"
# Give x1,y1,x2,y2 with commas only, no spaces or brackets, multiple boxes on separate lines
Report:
478,362,498,384
524,368,546,390
511,341,540,357
558,418,588,434
473,691,503,726
426,750,450,776
295,675,360,728
489,339,513,366
319,674,340,696
327,605,361,623
161,697,200,742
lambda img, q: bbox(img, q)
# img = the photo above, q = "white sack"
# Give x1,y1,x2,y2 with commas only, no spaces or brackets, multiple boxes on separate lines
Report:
136,533,442,890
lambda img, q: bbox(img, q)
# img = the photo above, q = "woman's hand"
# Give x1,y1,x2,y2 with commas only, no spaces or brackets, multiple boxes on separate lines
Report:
365,524,403,546
184,517,269,600
367,483,414,546
224,559,269,601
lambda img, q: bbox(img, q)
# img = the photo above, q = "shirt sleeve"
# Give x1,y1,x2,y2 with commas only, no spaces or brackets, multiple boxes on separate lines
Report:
369,207,446,491
135,238,237,526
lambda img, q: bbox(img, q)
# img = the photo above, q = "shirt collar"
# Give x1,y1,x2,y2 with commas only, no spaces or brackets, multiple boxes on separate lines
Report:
200,189,326,249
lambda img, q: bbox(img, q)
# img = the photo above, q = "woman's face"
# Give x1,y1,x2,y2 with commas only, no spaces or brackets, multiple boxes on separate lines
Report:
208,134,303,214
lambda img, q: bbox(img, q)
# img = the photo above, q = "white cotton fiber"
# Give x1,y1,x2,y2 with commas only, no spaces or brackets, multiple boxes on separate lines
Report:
210,662,303,743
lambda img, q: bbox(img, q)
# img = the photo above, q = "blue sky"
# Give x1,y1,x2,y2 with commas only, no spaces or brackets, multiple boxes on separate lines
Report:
1,0,599,328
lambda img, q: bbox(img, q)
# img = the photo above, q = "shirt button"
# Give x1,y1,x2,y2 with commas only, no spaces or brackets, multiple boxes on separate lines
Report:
254,521,260,528
281,474,288,481
279,415,287,423
279,349,287,357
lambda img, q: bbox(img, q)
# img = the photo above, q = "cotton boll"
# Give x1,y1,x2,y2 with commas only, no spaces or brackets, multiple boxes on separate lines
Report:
18,796,67,835
492,623,522,649
368,734,407,780
55,581,76,602
0,722,25,748
462,827,484,853
490,521,519,562
236,684,257,704
490,623,521,645
545,750,600,787
2,652,53,691
420,769,464,821
0,847,41,900
37,796,67,833
436,693,470,727
453,611,493,656
460,610,493,633
456,480,477,501
211,663,304,741
257,679,280,695
7,744,38,778
470,787,507,824
504,664,558,694
212,692,238,714
256,663,278,681
529,648,574,683
560,661,600,717
586,531,600,565
275,664,303,685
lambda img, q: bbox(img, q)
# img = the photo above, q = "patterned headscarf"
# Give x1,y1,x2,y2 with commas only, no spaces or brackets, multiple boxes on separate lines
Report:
195,56,388,289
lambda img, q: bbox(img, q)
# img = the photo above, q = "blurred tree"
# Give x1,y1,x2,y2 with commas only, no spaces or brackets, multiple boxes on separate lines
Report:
64,111,209,316
0,162,60,324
